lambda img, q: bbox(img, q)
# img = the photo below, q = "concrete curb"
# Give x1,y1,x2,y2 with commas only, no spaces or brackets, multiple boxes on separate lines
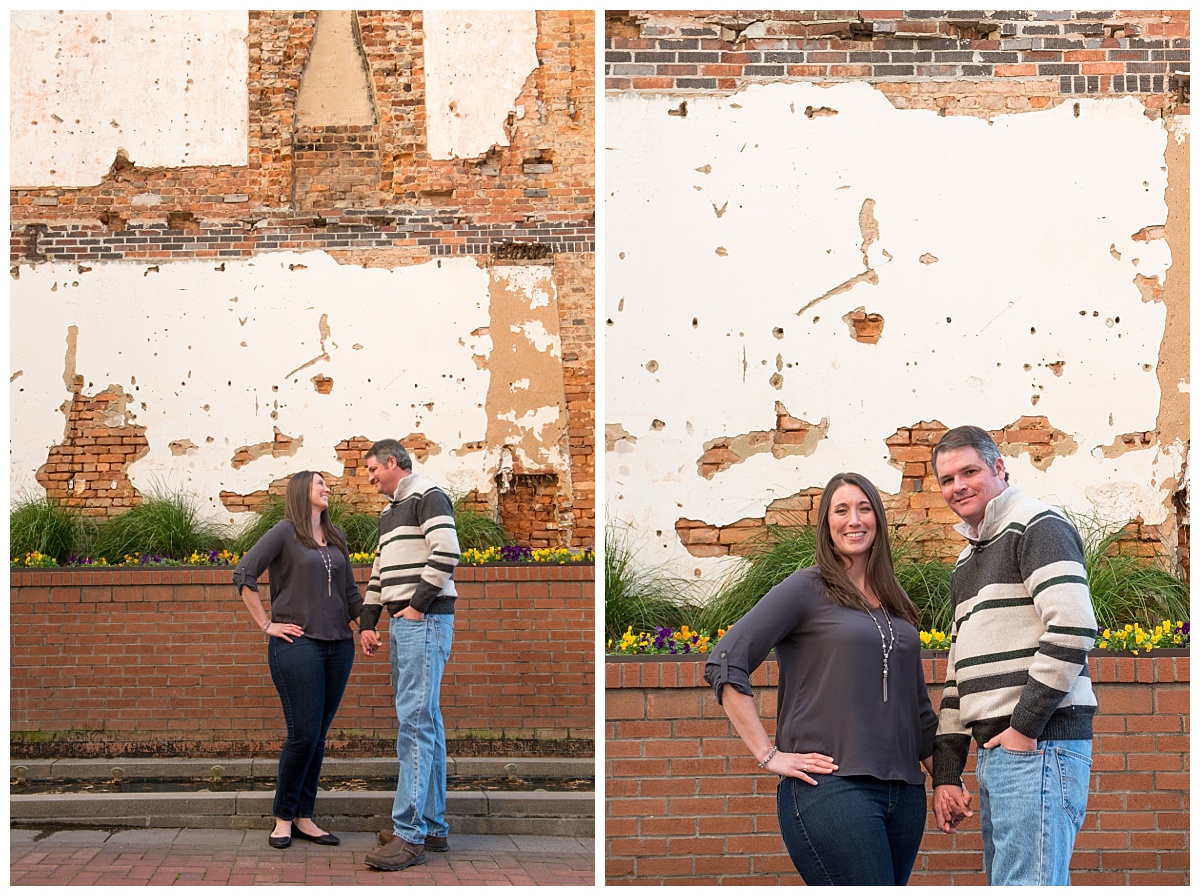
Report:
10,757,596,837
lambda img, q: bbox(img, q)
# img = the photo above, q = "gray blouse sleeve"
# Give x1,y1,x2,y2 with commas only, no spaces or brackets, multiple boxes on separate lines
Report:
232,521,289,593
338,537,364,622
703,570,811,704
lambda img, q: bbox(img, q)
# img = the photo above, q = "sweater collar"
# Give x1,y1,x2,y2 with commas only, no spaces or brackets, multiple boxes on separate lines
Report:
390,471,419,503
953,485,1023,543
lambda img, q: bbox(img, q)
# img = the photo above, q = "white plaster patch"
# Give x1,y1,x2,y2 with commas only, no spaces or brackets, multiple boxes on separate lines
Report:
496,264,554,310
606,84,1174,583
496,406,562,442
10,11,249,187
510,378,531,391
423,10,538,160
10,254,509,521
510,319,561,355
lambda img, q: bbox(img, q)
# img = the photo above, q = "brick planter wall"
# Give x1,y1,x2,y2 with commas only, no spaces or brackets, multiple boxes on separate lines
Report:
11,564,594,758
606,653,1189,886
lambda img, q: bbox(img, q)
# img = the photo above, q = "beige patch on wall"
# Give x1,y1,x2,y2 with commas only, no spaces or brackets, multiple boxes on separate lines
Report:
482,264,568,472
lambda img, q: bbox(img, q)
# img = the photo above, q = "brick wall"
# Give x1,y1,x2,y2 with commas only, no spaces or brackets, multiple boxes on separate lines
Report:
11,564,594,758
605,654,1189,885
676,419,1184,568
12,10,596,549
606,9,1189,114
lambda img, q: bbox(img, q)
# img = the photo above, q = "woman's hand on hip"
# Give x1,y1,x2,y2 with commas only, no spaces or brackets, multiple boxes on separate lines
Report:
266,621,304,642
769,750,838,785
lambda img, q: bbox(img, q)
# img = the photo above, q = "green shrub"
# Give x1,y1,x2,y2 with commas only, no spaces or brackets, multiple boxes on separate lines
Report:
10,494,94,561
453,497,509,552
91,488,228,560
605,521,698,642
1066,510,1190,631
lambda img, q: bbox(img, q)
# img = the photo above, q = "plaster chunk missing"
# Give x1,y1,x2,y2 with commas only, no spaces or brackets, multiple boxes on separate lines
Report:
311,375,334,394
1095,431,1157,459
230,427,303,470
606,423,637,452
996,416,1078,471
169,439,199,456
843,307,885,343
697,404,830,478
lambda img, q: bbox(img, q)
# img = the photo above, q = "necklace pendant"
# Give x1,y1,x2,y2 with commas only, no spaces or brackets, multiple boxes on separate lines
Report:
883,667,889,703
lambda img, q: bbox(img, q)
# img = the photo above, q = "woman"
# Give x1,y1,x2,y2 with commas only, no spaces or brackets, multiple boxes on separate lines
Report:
235,471,364,849
704,472,944,885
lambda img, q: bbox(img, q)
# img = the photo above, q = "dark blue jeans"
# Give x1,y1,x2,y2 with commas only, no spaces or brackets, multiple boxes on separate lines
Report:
777,774,927,886
267,636,354,820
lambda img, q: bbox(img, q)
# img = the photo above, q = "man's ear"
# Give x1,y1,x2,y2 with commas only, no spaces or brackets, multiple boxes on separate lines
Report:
993,456,1007,481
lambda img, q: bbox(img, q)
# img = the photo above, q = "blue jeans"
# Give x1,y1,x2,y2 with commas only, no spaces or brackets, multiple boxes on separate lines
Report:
389,613,454,843
777,775,926,885
267,636,354,820
976,739,1092,885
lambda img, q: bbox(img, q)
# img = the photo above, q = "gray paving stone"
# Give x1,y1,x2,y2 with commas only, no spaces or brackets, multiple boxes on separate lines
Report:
173,828,254,846
511,834,591,854
39,829,113,844
105,828,183,845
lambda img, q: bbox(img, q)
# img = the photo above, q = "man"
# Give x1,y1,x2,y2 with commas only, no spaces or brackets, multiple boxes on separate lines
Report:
358,439,460,872
930,425,1098,886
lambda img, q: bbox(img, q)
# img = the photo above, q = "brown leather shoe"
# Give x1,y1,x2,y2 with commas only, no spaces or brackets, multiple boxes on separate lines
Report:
365,836,426,871
378,830,449,852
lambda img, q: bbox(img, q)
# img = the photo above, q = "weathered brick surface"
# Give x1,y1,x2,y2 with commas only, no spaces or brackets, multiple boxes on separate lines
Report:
12,11,596,549
606,10,1189,116
606,654,1190,885
11,564,595,757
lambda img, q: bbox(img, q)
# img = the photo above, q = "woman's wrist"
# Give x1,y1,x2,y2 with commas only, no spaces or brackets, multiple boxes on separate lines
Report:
757,746,778,768
260,620,271,632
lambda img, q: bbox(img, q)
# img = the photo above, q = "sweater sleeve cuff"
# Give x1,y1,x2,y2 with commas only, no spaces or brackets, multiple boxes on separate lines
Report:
358,605,381,631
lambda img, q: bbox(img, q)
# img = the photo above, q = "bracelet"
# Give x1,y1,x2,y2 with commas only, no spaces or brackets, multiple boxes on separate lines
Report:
757,746,778,768
261,620,271,632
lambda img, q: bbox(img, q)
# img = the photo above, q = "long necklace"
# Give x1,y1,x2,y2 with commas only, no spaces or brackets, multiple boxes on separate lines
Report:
318,544,332,597
864,604,896,702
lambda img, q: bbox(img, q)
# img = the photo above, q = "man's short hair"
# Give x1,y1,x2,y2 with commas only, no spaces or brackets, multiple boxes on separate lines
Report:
367,438,412,471
931,425,1003,479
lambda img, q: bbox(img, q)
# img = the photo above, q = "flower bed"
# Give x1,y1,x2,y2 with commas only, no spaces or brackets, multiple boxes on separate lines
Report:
608,620,1189,657
14,545,595,569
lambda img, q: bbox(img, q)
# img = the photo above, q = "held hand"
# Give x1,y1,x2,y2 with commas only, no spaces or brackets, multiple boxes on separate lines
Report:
360,629,382,656
765,750,838,786
394,606,426,621
982,727,1038,752
266,621,304,643
932,783,974,834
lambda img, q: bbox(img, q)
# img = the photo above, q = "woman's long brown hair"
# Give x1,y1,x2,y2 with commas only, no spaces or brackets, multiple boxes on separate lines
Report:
814,472,919,627
285,471,347,553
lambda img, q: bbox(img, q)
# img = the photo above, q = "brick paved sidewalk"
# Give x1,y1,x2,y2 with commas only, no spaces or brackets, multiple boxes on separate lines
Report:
11,828,596,886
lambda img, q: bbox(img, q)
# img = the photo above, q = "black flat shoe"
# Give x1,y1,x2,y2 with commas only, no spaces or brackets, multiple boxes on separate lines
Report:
291,828,340,845
268,834,292,849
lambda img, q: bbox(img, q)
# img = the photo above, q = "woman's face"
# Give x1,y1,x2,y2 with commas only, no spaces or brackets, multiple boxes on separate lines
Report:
309,474,331,513
827,483,876,564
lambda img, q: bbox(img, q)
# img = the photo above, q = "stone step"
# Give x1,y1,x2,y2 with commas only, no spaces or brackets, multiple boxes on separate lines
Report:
10,757,596,838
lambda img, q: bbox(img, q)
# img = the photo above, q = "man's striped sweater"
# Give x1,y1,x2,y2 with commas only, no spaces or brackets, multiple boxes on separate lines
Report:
932,486,1098,787
358,472,460,630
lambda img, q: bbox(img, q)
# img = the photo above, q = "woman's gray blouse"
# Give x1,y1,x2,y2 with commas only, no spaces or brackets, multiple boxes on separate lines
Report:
233,520,363,641
704,566,936,785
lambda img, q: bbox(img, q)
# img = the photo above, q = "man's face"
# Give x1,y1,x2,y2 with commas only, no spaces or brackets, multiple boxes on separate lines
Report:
365,454,403,497
935,446,1008,531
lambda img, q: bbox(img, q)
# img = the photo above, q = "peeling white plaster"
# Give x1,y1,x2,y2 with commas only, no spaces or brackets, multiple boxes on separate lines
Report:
510,378,531,391
606,84,1175,583
10,11,249,187
10,253,569,523
496,406,562,442
510,319,561,355
423,10,538,161
498,264,555,310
